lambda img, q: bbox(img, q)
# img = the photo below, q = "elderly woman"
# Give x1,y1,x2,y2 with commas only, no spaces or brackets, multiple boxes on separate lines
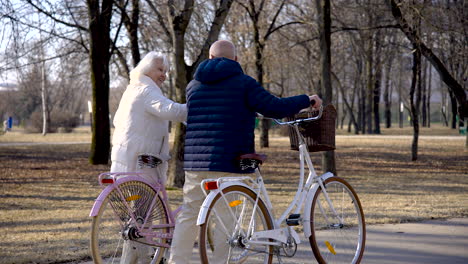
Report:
110,51,187,263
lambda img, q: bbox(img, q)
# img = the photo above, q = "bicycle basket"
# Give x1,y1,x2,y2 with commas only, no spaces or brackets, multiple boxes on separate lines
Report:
286,104,337,152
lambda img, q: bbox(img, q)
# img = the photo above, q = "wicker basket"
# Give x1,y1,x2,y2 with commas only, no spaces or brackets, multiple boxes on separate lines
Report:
287,104,337,152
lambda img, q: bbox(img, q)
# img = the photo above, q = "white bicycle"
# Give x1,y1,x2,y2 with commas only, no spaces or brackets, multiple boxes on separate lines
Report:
196,107,366,263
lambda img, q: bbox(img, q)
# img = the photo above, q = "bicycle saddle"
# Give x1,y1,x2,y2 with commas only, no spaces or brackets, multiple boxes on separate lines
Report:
237,153,267,171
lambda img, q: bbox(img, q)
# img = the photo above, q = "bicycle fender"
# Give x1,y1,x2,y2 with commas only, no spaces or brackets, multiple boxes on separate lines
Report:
196,181,254,226
89,184,115,217
303,172,335,238
89,175,158,217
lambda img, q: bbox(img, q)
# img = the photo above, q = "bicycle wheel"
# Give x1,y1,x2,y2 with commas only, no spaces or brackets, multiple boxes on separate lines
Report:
308,177,365,264
90,180,169,264
199,185,274,264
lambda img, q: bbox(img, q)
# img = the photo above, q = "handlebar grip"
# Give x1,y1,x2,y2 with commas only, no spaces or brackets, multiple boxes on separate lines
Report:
310,99,316,106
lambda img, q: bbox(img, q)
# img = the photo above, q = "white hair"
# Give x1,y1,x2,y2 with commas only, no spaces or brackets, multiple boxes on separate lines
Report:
129,51,169,80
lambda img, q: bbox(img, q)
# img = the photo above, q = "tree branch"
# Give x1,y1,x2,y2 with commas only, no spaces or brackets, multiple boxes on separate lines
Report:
192,0,234,70
265,21,304,40
2,13,88,52
0,48,84,71
25,0,88,32
144,0,172,42
109,8,126,57
332,24,400,32
264,0,286,40
386,0,467,118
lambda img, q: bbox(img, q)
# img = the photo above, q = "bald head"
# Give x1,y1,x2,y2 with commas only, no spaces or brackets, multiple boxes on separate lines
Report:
209,40,237,61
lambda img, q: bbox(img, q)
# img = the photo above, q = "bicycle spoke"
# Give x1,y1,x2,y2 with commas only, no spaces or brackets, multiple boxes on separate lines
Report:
91,180,170,264
309,177,365,264
199,186,274,264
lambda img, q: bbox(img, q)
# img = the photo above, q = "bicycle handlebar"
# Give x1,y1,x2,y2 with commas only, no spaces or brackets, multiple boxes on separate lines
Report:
259,105,324,126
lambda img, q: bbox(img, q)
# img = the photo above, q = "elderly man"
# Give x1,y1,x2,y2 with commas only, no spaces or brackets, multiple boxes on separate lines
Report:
167,40,321,264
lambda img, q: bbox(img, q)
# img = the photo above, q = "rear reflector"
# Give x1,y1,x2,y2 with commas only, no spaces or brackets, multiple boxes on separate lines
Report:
229,200,242,207
102,178,114,184
204,181,218,190
126,195,141,202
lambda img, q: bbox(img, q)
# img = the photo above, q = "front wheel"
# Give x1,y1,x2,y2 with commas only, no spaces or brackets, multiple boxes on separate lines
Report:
308,177,366,264
199,185,274,264
90,180,169,264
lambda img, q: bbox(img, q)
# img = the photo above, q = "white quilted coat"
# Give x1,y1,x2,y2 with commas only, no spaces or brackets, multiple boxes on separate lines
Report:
111,74,187,173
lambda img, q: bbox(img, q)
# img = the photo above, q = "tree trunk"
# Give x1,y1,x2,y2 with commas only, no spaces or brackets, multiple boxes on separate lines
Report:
410,47,422,161
421,59,427,127
167,30,189,188
122,0,141,66
334,71,359,134
373,30,382,134
365,45,373,134
449,91,457,129
356,56,365,134
41,58,49,135
88,0,113,165
427,63,432,128
398,59,404,128
359,78,366,134
167,0,234,187
316,0,335,174
384,55,393,128
255,41,269,148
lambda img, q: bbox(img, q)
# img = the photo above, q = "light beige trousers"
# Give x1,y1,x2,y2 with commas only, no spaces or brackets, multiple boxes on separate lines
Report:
168,170,245,264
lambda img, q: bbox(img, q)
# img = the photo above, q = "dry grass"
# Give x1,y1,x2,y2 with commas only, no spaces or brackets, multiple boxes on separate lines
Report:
0,126,92,144
0,127,467,263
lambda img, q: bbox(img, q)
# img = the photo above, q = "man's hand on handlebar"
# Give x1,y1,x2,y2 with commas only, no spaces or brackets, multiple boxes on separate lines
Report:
308,95,322,110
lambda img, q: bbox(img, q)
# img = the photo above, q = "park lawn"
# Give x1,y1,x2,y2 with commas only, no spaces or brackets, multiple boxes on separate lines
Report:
0,123,463,144
0,130,466,263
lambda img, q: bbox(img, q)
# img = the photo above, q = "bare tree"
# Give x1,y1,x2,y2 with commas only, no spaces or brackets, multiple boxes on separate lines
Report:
146,0,234,187
19,0,117,164
409,44,422,160
38,17,50,136
86,0,114,164
386,0,467,120
237,0,303,148
383,32,397,129
40,48,49,135
117,0,141,66
315,0,336,174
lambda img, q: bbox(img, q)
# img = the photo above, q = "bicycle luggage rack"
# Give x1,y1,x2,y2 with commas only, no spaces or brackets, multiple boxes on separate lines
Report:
98,172,146,187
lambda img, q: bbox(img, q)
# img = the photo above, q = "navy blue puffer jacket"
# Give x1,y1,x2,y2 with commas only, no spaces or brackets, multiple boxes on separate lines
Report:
184,58,310,173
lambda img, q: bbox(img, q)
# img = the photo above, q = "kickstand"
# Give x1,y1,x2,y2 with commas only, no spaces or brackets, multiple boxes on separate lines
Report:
277,254,284,264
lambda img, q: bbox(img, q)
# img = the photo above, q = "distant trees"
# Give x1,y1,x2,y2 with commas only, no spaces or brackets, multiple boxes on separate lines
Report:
386,0,467,155
1,0,466,173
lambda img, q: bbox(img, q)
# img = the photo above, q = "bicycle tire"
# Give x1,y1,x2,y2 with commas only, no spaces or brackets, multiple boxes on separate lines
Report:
308,177,366,264
199,185,274,264
90,180,169,264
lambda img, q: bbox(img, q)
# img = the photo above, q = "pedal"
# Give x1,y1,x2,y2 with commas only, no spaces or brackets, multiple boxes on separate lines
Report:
286,214,301,226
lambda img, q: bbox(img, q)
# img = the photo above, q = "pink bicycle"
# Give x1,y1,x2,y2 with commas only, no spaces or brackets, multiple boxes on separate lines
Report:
89,155,180,264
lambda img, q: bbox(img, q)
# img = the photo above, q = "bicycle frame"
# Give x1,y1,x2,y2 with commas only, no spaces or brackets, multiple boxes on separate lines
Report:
90,172,181,248
197,106,342,246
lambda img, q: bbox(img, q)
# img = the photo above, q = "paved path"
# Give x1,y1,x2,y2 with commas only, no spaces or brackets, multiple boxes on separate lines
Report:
73,218,468,264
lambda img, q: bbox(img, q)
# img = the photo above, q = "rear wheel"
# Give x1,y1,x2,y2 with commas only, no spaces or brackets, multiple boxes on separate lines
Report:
90,181,169,263
199,185,274,264
308,177,365,264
